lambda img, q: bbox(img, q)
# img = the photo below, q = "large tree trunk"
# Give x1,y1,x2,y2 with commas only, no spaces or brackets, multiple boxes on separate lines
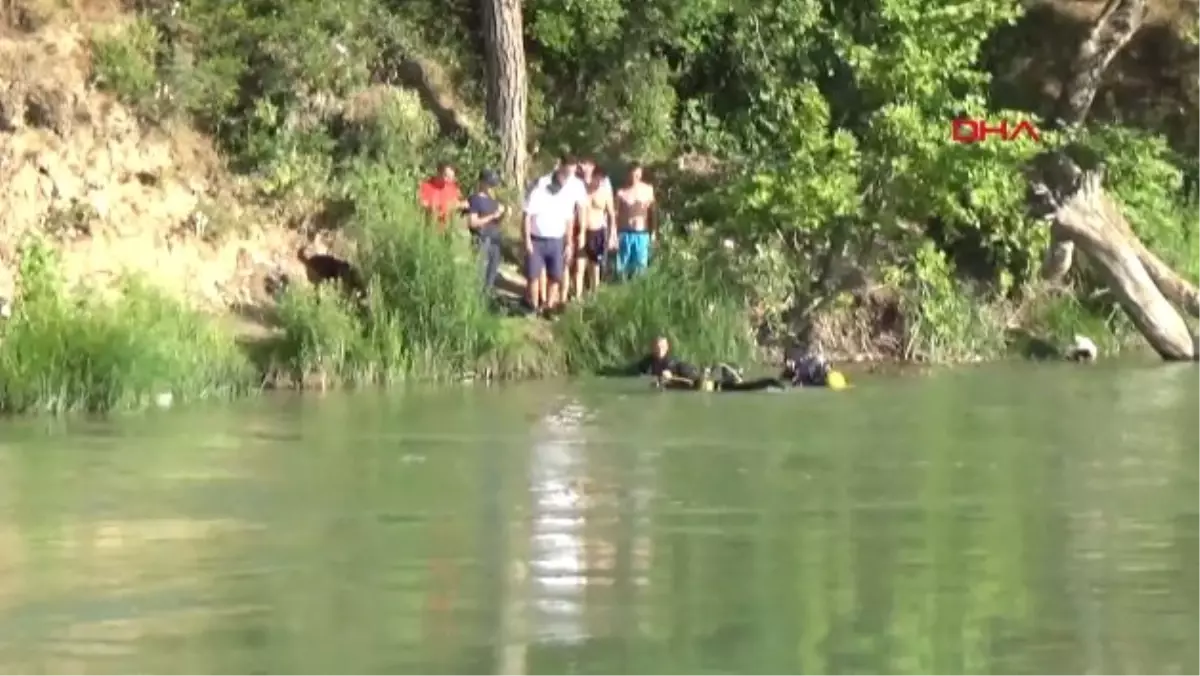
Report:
1028,156,1197,361
1040,0,1148,278
482,0,529,190
1054,0,1148,127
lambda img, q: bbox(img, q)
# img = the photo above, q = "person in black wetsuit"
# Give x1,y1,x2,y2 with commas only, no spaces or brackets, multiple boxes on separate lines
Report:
629,336,702,384
714,352,843,391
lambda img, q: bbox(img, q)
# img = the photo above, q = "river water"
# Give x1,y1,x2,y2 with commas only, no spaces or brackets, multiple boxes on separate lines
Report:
0,363,1195,674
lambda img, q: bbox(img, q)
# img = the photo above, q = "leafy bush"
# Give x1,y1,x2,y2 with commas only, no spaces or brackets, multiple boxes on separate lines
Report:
0,241,253,414
90,19,162,110
269,163,563,385
81,0,1196,365
553,242,755,374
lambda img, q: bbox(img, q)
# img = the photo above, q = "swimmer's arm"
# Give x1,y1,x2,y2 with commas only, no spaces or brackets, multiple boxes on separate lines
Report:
629,355,654,376
670,359,701,381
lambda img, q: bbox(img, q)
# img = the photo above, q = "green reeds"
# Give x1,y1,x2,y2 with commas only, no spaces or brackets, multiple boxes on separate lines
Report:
0,241,253,414
554,248,755,373
269,165,564,385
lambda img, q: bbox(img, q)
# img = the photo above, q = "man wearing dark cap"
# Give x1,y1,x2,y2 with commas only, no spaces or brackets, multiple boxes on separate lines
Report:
465,169,508,294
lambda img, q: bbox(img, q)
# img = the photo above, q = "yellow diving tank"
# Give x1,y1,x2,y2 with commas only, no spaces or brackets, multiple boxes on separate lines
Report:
826,370,848,390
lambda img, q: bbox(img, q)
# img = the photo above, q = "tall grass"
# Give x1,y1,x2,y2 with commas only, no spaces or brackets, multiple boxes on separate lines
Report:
269,164,564,385
0,241,253,414
553,247,755,373
1015,286,1145,356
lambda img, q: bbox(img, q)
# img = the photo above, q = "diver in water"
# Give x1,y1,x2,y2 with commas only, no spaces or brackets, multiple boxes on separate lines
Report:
654,362,743,391
702,352,848,391
625,336,702,382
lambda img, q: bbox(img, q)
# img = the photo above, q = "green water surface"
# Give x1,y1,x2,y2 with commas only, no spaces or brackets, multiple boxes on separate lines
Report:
0,362,1195,674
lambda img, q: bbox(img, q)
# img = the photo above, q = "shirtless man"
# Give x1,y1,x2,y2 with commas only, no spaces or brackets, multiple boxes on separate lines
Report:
613,163,657,280
573,158,615,298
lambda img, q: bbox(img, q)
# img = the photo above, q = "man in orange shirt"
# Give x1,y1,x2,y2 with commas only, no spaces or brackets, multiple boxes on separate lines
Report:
418,162,463,227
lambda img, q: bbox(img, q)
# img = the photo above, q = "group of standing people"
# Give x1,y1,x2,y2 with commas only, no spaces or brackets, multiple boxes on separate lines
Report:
417,153,658,316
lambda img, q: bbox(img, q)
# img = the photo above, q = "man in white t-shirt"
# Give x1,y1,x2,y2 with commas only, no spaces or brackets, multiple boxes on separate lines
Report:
523,155,586,313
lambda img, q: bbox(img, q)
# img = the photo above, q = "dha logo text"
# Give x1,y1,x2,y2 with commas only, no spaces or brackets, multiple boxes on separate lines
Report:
950,119,1041,144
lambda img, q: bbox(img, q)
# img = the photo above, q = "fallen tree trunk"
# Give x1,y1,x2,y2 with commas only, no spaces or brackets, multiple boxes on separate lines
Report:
1039,0,1149,287
1107,216,1200,317
1029,156,1197,361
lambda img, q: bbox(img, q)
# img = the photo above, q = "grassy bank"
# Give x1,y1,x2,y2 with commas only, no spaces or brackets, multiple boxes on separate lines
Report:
554,246,755,373
75,0,1194,382
0,241,254,415
264,165,562,386
263,164,754,385
0,226,1172,418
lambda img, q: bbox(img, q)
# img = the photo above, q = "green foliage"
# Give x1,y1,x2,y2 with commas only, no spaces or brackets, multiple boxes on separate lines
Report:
0,240,253,415
1017,289,1141,357
90,19,161,110
553,244,755,374
273,283,366,382
891,242,1009,362
1080,126,1200,278
90,0,1197,365
269,164,562,385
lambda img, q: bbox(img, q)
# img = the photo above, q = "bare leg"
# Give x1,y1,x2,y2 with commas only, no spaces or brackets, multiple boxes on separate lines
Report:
547,281,561,309
574,258,589,299
589,261,601,291
565,252,576,301
525,275,540,311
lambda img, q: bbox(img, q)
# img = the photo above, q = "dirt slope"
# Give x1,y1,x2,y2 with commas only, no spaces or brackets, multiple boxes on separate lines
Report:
0,23,308,333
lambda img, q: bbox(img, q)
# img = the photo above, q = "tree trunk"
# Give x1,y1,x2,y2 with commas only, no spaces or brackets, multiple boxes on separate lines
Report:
1028,158,1197,361
1039,0,1148,279
482,0,528,191
1053,0,1148,127
1104,212,1200,317
1040,226,1076,282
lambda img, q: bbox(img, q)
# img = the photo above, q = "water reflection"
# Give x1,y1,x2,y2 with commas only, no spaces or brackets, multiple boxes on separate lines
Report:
0,369,1193,675
1060,364,1198,675
528,399,591,646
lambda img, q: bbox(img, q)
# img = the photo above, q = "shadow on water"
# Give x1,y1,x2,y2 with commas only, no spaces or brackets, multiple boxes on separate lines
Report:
0,365,1195,674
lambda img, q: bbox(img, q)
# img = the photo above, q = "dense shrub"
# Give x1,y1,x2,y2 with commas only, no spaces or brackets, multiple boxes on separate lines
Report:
553,241,755,373
267,163,564,385
0,241,253,414
82,0,1197,366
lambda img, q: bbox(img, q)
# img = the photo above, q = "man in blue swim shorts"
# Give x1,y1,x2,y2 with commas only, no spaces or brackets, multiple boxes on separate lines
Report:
613,162,657,280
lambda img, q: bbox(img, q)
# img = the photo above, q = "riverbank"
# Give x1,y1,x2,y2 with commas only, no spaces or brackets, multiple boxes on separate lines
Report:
0,209,1164,416
2,0,1195,416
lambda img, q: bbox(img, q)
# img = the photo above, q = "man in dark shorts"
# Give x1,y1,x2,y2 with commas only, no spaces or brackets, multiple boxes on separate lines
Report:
573,158,615,299
523,156,585,313
464,169,507,295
